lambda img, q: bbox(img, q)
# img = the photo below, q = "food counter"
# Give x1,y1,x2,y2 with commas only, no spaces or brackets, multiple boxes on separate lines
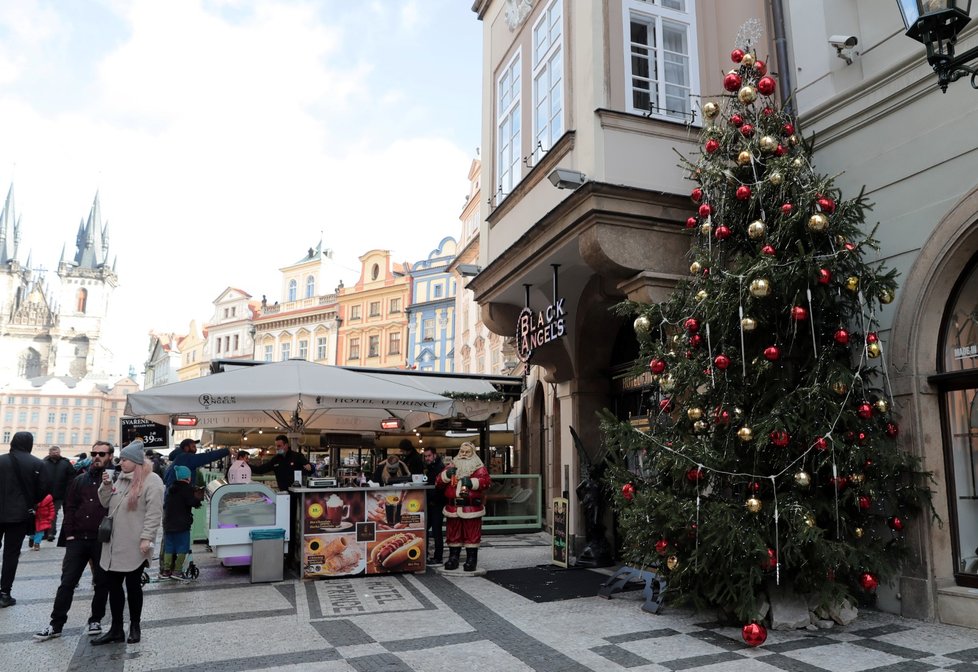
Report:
205,480,291,566
290,484,430,579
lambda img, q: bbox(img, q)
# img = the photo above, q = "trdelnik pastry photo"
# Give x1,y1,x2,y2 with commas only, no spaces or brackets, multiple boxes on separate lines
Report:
304,534,364,577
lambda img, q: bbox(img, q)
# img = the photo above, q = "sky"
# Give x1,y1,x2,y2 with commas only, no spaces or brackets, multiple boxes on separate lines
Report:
0,0,483,378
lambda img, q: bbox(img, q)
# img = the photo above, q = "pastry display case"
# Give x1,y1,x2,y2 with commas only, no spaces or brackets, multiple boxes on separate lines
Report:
205,481,290,566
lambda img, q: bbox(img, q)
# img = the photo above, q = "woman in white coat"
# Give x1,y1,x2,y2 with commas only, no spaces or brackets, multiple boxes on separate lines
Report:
91,440,163,645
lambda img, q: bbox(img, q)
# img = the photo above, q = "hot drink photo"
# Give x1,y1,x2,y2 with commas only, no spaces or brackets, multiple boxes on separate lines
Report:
384,493,402,526
326,494,350,526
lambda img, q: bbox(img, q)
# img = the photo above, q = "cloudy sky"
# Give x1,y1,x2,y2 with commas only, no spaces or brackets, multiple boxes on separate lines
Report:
0,0,482,377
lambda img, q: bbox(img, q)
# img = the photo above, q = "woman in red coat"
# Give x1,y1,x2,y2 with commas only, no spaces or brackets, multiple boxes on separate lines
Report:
31,495,55,550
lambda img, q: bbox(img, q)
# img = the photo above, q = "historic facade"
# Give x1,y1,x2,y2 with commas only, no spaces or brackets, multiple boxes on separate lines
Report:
406,237,458,373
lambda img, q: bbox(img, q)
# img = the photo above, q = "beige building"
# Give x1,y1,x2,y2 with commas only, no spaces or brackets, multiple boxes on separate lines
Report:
144,331,187,389
336,250,411,369
177,320,209,380
205,287,258,363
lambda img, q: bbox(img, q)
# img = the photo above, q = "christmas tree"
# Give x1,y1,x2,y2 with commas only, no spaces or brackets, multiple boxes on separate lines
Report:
604,22,932,639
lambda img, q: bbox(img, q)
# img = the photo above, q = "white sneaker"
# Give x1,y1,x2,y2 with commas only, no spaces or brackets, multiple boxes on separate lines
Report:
86,622,102,636
33,626,62,642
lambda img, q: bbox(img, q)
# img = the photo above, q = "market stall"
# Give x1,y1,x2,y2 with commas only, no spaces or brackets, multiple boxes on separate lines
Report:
205,480,290,566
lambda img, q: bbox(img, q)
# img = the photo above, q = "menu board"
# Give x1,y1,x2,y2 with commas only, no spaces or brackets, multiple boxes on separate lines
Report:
552,497,568,568
301,487,427,579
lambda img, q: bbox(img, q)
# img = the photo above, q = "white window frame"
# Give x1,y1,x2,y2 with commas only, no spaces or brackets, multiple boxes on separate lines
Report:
305,275,315,298
281,342,291,361
288,279,297,302
298,339,308,360
316,337,328,360
496,49,522,199
622,0,699,122
264,344,273,362
532,0,563,162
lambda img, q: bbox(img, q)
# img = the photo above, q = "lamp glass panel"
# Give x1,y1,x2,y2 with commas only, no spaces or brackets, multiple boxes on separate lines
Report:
898,0,920,28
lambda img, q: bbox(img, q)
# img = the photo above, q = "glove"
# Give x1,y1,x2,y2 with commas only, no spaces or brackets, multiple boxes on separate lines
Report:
461,477,473,489
444,467,457,478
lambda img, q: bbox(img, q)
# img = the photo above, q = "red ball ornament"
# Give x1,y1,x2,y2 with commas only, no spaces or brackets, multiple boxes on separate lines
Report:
885,422,899,438
889,516,905,532
649,358,666,374
731,48,745,63
684,318,700,333
857,402,873,419
729,113,744,127
859,572,879,592
698,203,712,218
844,242,856,252
856,431,868,445
858,495,871,511
714,225,732,240
757,75,776,96
763,548,777,571
686,467,704,483
761,244,776,256
736,185,752,200
775,144,786,156
686,216,697,228
769,430,790,447
866,332,879,344
689,334,703,348
621,482,636,502
783,122,795,135
830,476,848,491
691,187,703,202
655,538,670,555
817,268,832,285
749,481,762,493
864,458,874,470
763,345,781,361
659,398,673,413
714,408,731,425
791,306,808,321
817,196,836,213
754,60,768,76
742,622,767,647
740,123,755,137
714,354,731,370
762,106,775,116
834,329,850,346
724,71,743,92
781,203,793,215
705,139,720,154
814,436,829,451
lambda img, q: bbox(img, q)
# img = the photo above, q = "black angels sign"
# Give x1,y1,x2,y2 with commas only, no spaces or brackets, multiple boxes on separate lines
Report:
515,298,567,363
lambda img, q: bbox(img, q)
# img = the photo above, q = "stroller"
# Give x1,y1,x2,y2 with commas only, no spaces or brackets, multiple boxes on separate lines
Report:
142,548,200,585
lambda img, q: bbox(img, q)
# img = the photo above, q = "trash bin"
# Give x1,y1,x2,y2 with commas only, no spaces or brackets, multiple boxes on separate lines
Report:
249,528,286,583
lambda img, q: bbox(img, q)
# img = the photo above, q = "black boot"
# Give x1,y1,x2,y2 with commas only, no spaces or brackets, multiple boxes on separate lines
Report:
463,548,479,571
127,623,141,643
0,592,15,608
444,547,462,571
91,627,126,645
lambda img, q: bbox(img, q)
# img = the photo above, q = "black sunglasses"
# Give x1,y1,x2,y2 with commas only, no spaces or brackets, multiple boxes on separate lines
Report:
91,451,110,457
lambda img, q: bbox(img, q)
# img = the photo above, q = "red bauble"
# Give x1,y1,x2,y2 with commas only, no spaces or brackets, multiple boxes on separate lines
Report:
791,306,808,321
783,122,795,135
762,106,774,116
686,467,704,483
714,408,731,425
858,495,872,511
691,187,703,202
831,476,848,491
763,548,777,571
686,216,697,228
705,139,720,154
845,242,856,252
729,113,744,127
856,432,868,445
763,345,781,361
864,458,874,470
754,60,768,76
659,398,673,413
655,538,670,555
684,318,700,332
834,329,850,346
814,436,829,451
724,71,743,92
889,516,905,532
761,244,776,256
769,430,790,447
742,622,767,647
885,422,899,438
817,196,836,213
698,203,712,218
649,358,666,374
731,48,745,63
781,203,793,215
749,481,761,493
740,123,755,137
860,572,879,592
714,354,731,370
857,402,873,419
866,332,879,344
817,268,832,285
689,334,703,348
714,225,732,240
621,483,636,502
775,144,786,156
736,185,752,200
757,75,776,95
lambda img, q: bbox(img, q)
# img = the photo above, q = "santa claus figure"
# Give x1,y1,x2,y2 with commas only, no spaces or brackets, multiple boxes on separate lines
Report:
437,441,491,571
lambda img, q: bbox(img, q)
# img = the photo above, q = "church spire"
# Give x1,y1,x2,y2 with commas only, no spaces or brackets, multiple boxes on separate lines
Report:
72,191,109,269
0,183,16,265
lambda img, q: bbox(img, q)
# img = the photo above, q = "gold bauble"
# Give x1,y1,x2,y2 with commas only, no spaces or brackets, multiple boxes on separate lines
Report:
738,85,757,103
831,381,848,396
845,276,860,292
741,317,757,331
690,261,702,274
737,426,754,442
666,555,680,570
867,342,882,358
749,278,771,297
693,420,709,433
768,171,783,186
794,470,811,488
732,407,745,420
702,101,719,119
849,473,865,485
803,514,816,528
792,157,804,169
807,213,829,232
633,315,651,335
874,399,889,414
854,527,865,539
747,220,766,239
746,496,763,513
687,407,704,421
879,289,894,304
700,223,712,236
741,53,756,67
737,150,752,166
759,135,777,153
696,290,709,302
659,374,676,392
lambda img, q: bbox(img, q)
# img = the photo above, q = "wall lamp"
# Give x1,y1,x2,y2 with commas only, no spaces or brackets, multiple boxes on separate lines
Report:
547,167,587,190
456,264,482,277
897,0,978,92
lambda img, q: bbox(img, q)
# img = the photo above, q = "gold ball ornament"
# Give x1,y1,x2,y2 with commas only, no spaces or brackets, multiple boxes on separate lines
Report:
693,420,709,433
741,317,757,332
690,261,702,274
746,496,763,513
845,276,860,292
854,527,865,539
696,290,709,302
803,514,816,528
666,555,680,571
737,426,754,442
867,342,882,358
750,278,771,297
700,223,712,236
740,52,756,67
633,315,651,335
702,101,719,119
788,134,800,146
747,220,766,239
794,470,811,488
792,157,804,169
759,135,778,153
737,150,753,166
659,374,676,392
768,171,783,186
831,381,849,396
732,407,745,420
807,213,829,232
738,86,757,104
874,399,889,414
849,473,865,485
879,289,894,304
687,407,704,421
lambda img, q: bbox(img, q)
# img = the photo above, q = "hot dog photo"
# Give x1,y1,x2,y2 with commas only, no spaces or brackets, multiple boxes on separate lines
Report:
367,531,425,574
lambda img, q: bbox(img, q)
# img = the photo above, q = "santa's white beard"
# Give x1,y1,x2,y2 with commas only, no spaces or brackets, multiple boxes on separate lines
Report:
454,455,484,479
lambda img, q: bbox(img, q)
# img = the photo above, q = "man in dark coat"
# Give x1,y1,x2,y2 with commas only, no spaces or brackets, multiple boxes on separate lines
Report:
399,439,425,475
423,447,446,565
250,435,312,491
0,431,49,607
42,446,75,541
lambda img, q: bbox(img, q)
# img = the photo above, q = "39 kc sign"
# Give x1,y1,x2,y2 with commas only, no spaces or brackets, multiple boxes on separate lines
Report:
515,298,567,363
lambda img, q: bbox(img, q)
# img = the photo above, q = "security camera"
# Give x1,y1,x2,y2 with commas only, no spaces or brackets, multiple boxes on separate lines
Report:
828,35,858,50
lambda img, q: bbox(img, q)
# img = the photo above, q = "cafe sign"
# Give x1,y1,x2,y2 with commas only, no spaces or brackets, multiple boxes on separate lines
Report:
515,298,567,362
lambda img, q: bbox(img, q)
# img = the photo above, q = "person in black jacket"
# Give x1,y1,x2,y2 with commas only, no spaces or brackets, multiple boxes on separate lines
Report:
250,435,312,491
399,439,425,475
160,466,201,580
33,441,113,641
0,431,49,608
422,447,446,565
42,446,76,541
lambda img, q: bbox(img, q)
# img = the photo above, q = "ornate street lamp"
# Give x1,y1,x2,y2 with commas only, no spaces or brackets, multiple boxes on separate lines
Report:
897,0,978,91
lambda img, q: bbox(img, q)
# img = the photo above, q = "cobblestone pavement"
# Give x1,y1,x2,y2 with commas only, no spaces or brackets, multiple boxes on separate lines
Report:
3,533,977,672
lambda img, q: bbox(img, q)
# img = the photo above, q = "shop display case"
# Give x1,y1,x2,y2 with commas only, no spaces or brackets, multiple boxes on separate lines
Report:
205,480,290,566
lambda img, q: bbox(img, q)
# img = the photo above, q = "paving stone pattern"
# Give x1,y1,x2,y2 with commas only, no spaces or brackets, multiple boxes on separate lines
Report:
2,533,977,671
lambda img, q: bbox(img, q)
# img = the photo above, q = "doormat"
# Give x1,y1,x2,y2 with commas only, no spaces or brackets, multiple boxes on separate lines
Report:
483,564,633,603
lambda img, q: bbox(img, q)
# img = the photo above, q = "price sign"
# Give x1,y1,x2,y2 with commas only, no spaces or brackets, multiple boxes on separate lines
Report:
120,417,168,449
551,497,568,568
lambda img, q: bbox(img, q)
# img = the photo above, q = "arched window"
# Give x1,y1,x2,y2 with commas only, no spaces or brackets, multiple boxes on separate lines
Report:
76,288,88,313
306,275,315,298
288,279,297,302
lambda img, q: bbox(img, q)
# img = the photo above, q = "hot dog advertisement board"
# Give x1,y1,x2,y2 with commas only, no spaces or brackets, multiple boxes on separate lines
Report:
298,486,428,579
